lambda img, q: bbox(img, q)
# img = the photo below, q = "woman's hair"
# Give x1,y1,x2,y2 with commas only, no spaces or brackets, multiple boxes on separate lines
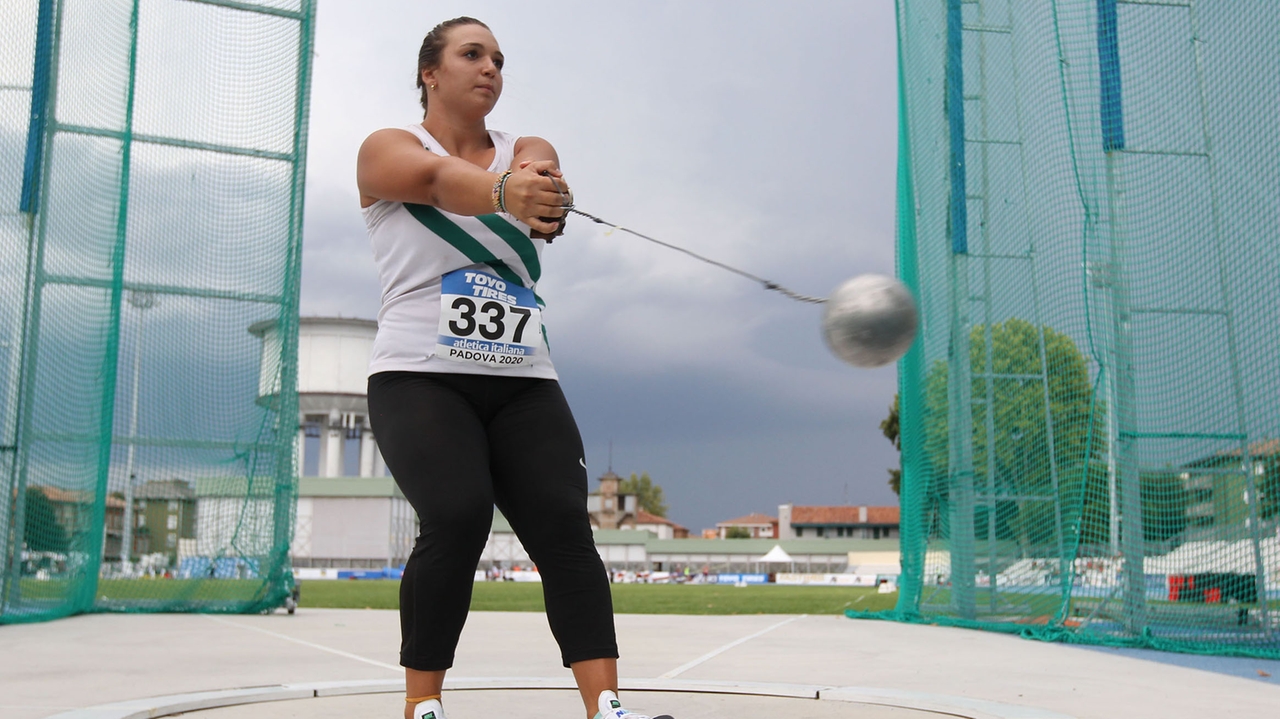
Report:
416,16,491,112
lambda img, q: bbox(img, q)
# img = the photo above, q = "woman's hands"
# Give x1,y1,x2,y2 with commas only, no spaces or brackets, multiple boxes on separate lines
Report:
501,160,570,237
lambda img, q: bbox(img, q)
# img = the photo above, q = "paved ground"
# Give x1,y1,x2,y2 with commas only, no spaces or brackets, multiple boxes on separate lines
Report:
2,608,1279,719
193,691,936,719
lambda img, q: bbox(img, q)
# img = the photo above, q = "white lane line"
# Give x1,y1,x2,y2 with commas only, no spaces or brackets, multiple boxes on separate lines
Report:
202,615,402,673
659,615,807,679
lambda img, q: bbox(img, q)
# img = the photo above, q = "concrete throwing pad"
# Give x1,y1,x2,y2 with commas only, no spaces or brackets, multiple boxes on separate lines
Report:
186,689,949,719
5,609,1280,719
38,679,1073,719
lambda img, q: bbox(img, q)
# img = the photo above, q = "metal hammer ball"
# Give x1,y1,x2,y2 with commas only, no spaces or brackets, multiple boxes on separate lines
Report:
822,274,918,368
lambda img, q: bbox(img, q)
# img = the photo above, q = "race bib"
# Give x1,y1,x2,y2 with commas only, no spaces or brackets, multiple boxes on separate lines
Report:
436,269,541,368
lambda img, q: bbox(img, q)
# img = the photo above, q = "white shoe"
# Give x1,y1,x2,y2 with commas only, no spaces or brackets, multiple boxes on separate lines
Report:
595,690,673,719
411,697,446,719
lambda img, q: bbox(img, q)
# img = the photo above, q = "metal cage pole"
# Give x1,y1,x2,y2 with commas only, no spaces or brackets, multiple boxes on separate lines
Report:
945,0,977,620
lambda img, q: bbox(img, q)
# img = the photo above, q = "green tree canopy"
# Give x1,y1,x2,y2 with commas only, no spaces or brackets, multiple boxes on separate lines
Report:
1262,454,1280,522
920,319,1107,551
24,486,69,553
619,472,668,518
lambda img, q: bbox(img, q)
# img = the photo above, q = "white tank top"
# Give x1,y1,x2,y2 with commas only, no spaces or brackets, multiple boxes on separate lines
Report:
363,124,557,379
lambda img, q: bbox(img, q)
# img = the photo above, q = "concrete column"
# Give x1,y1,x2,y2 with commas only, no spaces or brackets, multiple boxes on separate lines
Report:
373,443,387,478
316,420,329,476
778,503,793,539
295,423,306,478
323,409,342,477
359,423,376,478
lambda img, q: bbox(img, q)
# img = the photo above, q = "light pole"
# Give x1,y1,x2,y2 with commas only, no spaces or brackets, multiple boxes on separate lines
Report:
119,290,156,575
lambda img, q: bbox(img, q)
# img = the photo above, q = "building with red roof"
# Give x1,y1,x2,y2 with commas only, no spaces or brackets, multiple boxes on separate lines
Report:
635,509,689,539
714,512,779,539
779,503,900,539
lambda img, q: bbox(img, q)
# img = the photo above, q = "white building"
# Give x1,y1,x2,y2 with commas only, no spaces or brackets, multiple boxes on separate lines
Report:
194,317,415,569
291,477,415,569
250,317,386,479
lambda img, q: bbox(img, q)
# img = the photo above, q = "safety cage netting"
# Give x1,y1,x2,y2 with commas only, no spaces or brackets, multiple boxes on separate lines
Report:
855,0,1280,658
1,0,315,622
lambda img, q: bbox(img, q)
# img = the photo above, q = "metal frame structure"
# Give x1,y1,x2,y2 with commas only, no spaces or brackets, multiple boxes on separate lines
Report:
1,0,316,621
945,0,1066,621
1098,0,1269,637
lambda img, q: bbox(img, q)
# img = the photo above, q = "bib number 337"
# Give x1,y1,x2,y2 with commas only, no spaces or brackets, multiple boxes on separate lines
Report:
436,269,541,368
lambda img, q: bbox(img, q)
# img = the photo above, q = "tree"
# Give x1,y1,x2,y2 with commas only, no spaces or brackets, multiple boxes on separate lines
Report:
881,394,902,496
24,486,68,553
1140,470,1188,544
724,526,752,539
1262,453,1280,522
619,472,668,518
919,319,1107,552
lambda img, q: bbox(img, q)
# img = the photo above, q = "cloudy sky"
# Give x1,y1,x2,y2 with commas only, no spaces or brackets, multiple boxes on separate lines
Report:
299,0,903,532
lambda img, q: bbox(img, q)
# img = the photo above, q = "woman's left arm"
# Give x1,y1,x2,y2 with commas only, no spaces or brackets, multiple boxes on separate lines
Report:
513,136,569,240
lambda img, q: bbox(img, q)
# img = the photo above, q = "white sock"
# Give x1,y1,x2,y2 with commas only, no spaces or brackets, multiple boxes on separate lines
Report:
412,697,445,719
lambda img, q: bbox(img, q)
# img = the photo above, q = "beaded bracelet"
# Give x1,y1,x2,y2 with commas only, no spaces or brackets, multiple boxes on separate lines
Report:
491,170,513,214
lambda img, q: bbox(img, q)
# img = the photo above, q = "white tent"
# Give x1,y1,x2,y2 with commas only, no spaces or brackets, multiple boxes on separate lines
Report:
758,545,793,563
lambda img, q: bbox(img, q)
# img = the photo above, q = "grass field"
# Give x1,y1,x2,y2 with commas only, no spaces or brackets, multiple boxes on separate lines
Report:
14,578,896,614
19,578,268,602
299,580,901,615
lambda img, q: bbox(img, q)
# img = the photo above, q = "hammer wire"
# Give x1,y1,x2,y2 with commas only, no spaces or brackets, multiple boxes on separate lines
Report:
546,175,827,305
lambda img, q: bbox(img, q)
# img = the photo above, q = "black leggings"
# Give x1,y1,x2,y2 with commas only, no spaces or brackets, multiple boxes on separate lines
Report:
367,371,617,670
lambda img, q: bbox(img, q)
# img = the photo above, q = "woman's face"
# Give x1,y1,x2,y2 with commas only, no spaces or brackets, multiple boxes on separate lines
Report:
423,24,504,116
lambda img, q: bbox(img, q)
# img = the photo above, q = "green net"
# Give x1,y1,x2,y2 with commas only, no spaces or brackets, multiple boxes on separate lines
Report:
1,0,314,622
855,0,1280,658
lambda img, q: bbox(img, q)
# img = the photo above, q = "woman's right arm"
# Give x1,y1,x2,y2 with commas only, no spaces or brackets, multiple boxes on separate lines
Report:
357,129,564,234
357,129,494,214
